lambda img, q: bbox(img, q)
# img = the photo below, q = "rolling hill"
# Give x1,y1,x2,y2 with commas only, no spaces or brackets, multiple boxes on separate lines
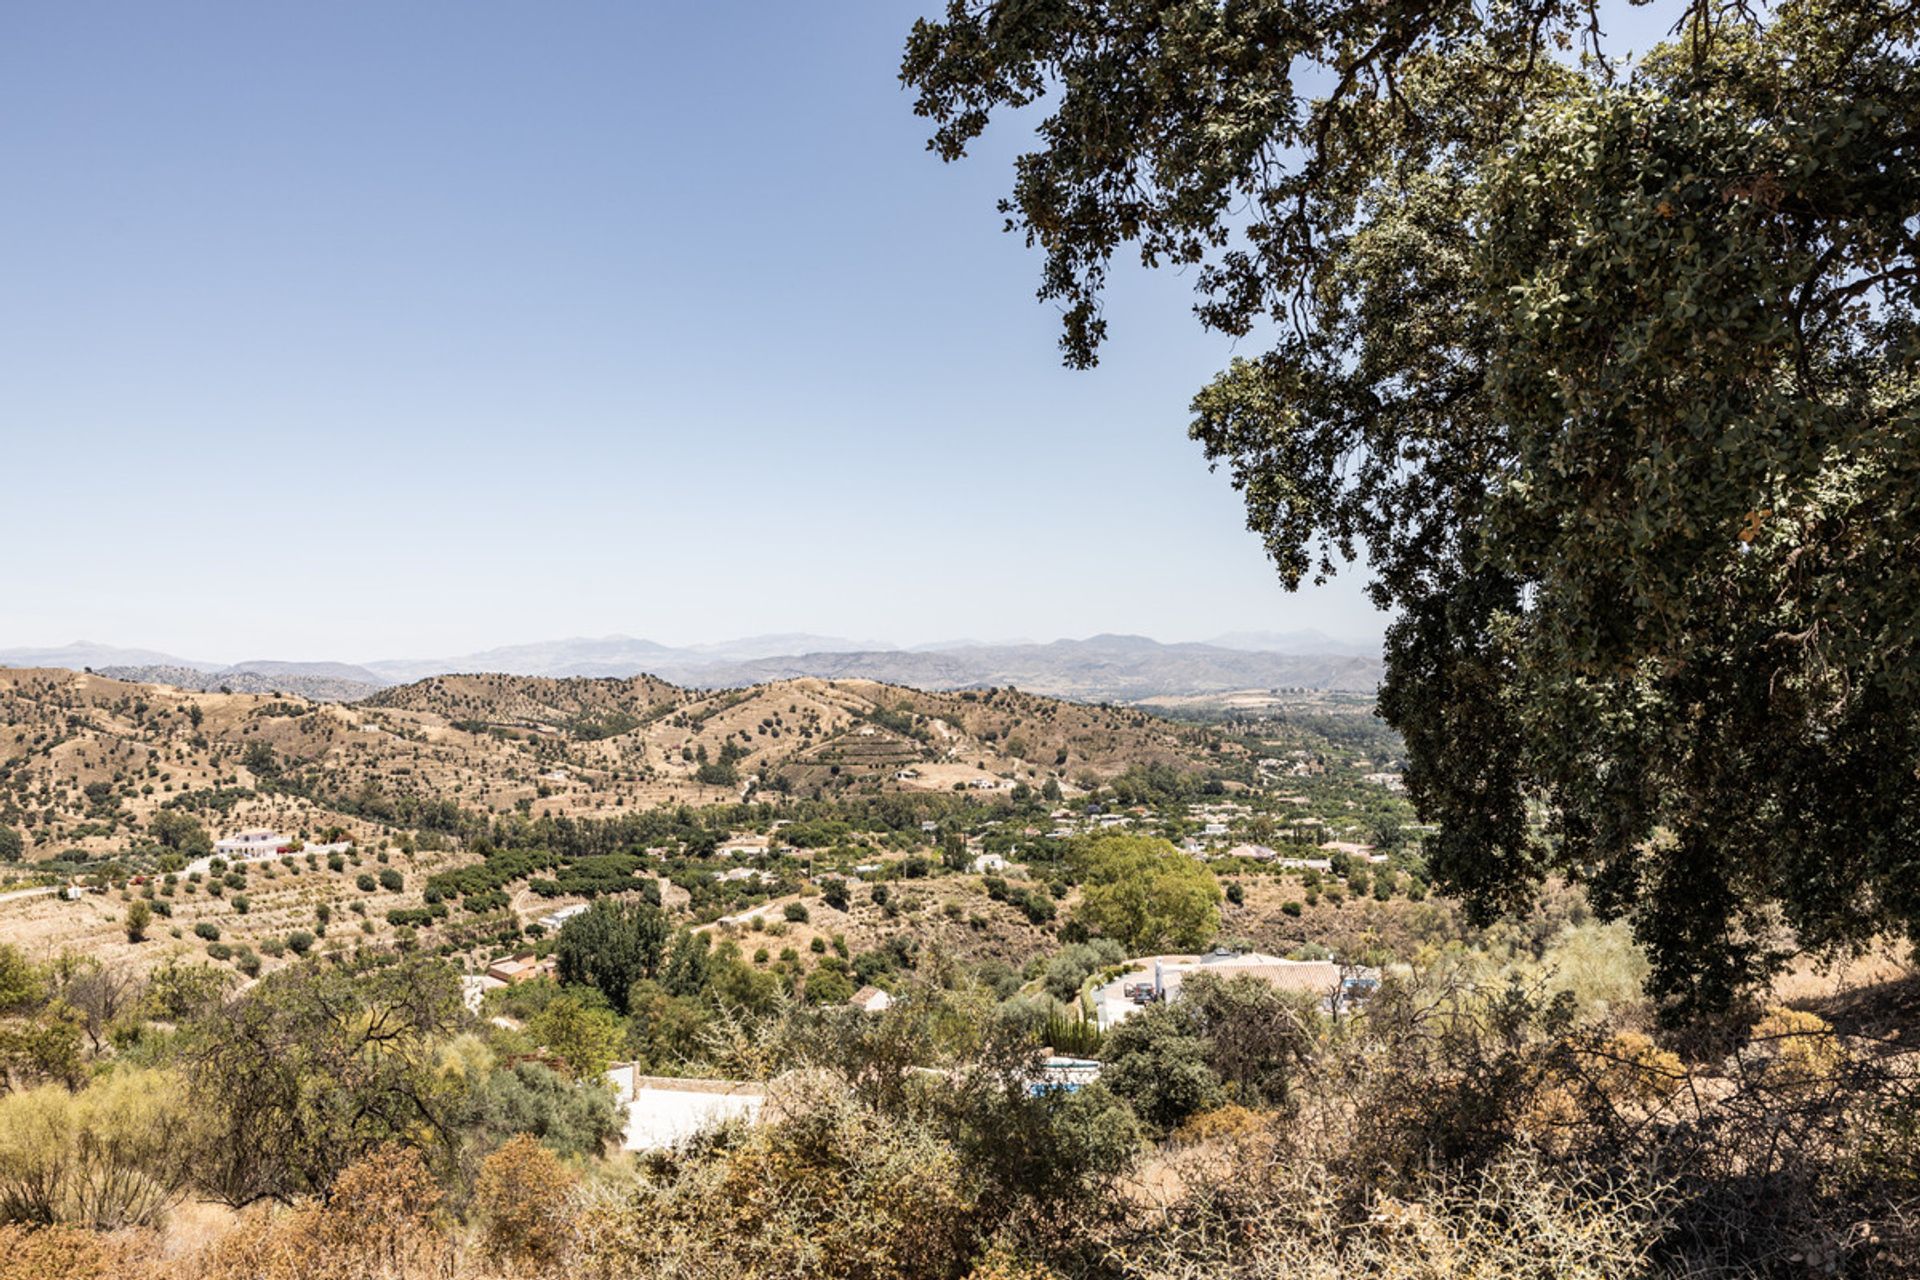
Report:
0,666,1227,861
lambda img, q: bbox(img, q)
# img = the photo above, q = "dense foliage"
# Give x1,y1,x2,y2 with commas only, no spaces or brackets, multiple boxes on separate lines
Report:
1071,834,1222,952
902,0,1920,1012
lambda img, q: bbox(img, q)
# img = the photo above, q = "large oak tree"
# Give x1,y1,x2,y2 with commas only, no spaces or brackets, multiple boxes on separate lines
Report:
903,0,1920,1012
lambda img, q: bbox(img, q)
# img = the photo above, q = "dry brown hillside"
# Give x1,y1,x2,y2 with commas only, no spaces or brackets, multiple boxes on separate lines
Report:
362,671,688,731
0,667,1222,859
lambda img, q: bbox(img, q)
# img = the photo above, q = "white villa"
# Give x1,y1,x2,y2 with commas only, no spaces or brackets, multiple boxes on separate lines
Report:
214,830,291,860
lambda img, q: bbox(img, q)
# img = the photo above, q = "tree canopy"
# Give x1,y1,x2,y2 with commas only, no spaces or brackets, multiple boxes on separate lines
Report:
1072,834,1222,953
903,0,1920,1013
554,899,670,1016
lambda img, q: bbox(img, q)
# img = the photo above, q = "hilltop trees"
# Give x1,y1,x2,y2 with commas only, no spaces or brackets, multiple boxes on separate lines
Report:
902,0,1920,1012
1072,835,1221,953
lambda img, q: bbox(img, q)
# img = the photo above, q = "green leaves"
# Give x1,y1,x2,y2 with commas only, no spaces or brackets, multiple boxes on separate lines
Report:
907,0,1920,1014
1071,833,1222,953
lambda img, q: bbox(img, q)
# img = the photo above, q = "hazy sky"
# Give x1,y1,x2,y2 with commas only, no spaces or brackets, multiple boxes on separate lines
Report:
0,3,1407,663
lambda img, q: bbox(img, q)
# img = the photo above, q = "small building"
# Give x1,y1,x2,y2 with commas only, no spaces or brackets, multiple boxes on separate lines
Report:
215,830,290,860
486,954,551,985
605,1064,767,1151
970,853,1010,874
537,903,590,932
1224,843,1279,862
848,985,894,1014
1095,948,1379,1030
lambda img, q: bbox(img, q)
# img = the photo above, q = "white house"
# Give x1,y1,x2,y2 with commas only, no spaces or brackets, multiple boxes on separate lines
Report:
970,853,1010,874
214,830,291,860
848,985,894,1014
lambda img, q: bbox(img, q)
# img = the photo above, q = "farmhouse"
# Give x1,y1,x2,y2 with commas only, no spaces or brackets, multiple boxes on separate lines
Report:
485,954,552,985
214,829,291,860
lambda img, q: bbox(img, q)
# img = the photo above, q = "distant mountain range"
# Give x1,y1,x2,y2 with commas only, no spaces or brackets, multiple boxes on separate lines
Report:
2,630,1382,704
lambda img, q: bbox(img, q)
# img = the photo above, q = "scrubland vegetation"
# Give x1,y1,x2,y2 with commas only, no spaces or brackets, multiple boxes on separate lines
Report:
1,908,1915,1279
3,644,1913,1280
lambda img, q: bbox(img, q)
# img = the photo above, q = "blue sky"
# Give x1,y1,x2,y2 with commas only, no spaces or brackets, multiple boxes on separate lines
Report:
1,2,1406,662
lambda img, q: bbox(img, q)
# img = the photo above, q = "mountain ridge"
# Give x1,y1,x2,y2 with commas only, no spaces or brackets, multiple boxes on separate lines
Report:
5,632,1382,703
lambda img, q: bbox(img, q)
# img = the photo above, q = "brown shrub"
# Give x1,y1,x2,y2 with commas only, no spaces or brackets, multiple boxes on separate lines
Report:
183,1145,453,1280
473,1135,575,1273
0,1223,156,1280
570,1080,979,1280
